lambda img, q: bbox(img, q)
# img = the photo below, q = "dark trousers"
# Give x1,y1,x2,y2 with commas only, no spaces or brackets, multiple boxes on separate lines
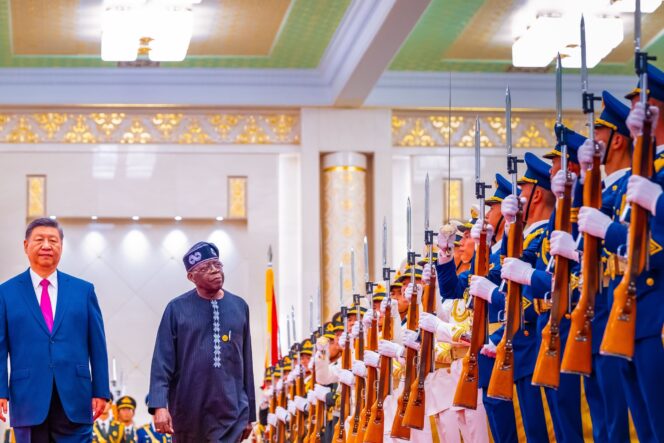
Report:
14,385,92,443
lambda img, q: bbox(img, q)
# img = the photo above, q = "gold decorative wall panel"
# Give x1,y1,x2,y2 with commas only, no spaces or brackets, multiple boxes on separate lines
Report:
392,110,586,148
227,176,248,220
321,153,367,322
442,178,463,222
0,110,300,145
27,175,46,219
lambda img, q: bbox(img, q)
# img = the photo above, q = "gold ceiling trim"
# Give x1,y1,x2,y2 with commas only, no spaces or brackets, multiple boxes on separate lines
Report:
392,110,587,148
0,110,300,145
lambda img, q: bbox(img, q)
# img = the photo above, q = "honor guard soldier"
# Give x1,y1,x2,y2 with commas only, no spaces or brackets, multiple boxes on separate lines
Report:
93,394,125,443
576,90,632,442
137,397,172,443
491,153,555,442
116,396,138,443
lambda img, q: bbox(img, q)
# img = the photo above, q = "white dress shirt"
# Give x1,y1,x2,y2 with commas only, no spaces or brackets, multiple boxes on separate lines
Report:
29,268,58,316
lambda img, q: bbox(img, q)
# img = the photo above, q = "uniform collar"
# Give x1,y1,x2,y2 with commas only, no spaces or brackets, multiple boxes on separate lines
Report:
491,239,502,255
523,219,548,238
604,168,630,189
29,268,57,290
658,144,664,155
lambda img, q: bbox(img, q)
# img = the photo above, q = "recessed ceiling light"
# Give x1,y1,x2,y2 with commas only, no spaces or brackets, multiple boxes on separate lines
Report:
49,215,57,220
215,216,224,221
174,216,182,221
131,216,140,221
91,216,98,221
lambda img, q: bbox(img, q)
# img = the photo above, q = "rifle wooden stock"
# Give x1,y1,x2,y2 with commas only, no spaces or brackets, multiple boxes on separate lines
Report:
532,177,572,388
390,290,419,439
268,382,278,443
365,301,394,443
487,211,524,400
276,378,288,443
305,339,319,443
562,151,602,375
294,367,306,441
601,121,653,359
357,312,378,443
403,273,437,429
348,329,366,443
454,228,490,409
333,332,352,443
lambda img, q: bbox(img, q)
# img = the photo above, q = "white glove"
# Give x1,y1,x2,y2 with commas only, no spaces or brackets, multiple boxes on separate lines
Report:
276,406,289,423
418,311,442,334
286,370,295,383
364,350,380,368
501,258,534,285
352,360,367,378
469,275,497,303
314,384,331,402
437,225,456,264
403,329,420,351
578,139,606,179
351,321,361,339
626,101,660,138
480,340,497,358
380,298,399,319
339,332,349,348
338,368,355,386
422,263,432,285
577,207,612,239
291,363,302,378
265,387,274,398
295,395,308,412
287,400,296,415
549,230,579,262
378,339,404,358
551,170,577,198
267,413,277,427
501,194,520,224
471,219,494,246
404,283,423,303
627,175,662,216
276,380,284,392
316,337,329,353
362,310,375,329
308,359,314,371
307,391,317,405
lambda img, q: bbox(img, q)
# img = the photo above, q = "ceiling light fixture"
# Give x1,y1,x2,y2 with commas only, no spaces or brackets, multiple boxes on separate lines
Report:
49,215,57,220
512,13,623,68
174,216,183,221
215,216,224,221
91,216,99,221
101,0,197,62
132,215,140,221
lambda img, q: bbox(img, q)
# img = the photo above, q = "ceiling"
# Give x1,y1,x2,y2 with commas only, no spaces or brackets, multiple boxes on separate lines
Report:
0,0,657,107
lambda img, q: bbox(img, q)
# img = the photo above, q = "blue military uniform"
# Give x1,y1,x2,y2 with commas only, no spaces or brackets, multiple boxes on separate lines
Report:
527,129,586,443
436,174,517,443
136,424,172,443
580,90,633,443
599,64,664,442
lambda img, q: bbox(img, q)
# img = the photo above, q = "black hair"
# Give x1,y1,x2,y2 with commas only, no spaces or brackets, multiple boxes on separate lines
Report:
25,217,64,240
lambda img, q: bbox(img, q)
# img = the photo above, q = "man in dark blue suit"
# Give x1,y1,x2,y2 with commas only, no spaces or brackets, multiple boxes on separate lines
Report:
0,217,111,442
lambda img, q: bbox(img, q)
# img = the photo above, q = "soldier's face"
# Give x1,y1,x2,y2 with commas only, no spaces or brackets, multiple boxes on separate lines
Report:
595,126,611,145
486,204,502,232
117,408,134,424
300,354,311,371
188,259,224,292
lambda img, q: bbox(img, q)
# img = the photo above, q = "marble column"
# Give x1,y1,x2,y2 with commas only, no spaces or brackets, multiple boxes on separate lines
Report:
321,152,368,322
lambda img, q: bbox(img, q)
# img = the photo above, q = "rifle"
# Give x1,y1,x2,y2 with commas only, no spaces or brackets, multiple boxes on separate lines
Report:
304,328,322,443
390,199,418,440
333,305,352,442
562,28,603,375
347,293,365,443
276,361,287,443
357,249,378,443
600,0,656,360
403,174,437,428
365,218,395,443
268,368,279,442
454,118,491,408
487,107,524,401
532,53,573,389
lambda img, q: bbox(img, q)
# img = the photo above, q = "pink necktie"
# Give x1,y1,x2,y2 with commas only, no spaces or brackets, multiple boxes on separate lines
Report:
39,279,54,332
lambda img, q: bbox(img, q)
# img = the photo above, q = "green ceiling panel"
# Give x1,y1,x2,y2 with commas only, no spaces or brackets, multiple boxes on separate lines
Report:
0,0,350,68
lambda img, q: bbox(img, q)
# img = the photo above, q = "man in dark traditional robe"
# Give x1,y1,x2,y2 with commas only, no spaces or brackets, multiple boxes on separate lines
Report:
148,241,256,442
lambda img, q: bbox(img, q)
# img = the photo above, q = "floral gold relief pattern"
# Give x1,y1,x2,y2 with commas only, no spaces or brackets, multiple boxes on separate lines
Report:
393,111,585,147
0,111,299,144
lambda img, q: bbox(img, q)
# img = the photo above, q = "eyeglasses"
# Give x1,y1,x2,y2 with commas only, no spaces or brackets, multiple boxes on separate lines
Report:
193,260,223,274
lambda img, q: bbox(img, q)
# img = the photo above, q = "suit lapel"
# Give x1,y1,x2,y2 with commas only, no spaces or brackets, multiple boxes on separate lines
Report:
18,269,50,335
51,271,70,336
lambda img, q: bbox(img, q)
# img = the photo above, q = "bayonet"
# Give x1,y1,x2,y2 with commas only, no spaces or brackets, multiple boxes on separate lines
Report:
268,244,273,267
351,248,357,295
309,296,314,333
291,305,297,343
339,262,344,308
